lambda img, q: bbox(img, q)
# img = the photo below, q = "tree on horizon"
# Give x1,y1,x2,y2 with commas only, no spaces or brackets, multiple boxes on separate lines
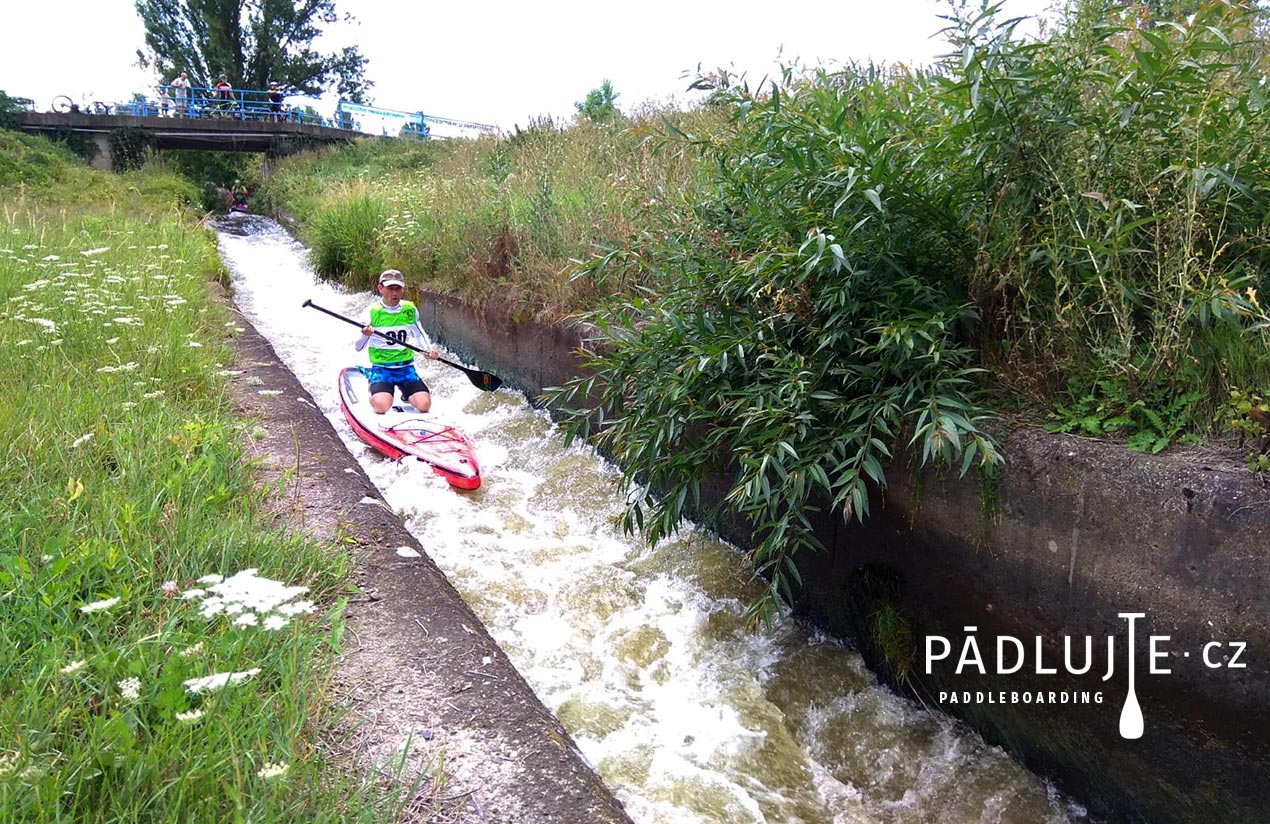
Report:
575,79,620,123
134,0,371,101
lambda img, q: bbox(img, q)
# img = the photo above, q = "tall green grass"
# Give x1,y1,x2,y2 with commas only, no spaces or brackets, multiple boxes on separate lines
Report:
944,0,1270,417
551,1,1270,614
309,190,390,281
0,149,418,821
261,1,1270,616
265,113,715,317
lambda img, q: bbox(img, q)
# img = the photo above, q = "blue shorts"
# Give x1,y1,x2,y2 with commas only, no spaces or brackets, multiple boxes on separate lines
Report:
365,363,429,398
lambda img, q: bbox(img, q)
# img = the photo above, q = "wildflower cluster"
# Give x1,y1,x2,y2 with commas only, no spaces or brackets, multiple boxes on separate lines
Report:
182,568,316,632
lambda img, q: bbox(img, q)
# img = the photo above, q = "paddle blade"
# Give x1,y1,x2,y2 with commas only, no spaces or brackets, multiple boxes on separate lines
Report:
439,356,502,392
469,369,503,392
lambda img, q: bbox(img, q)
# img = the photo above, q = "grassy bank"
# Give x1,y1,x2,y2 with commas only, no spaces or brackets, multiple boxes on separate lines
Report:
261,112,715,320
0,133,409,821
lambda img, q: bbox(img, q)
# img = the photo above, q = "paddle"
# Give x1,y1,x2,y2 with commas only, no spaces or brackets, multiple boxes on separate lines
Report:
302,299,503,392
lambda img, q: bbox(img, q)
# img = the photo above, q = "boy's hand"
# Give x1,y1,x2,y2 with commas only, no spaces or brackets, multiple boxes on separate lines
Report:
427,349,440,360
361,324,373,336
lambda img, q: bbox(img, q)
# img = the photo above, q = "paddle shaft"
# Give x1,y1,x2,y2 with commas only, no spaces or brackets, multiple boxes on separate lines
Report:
302,299,503,391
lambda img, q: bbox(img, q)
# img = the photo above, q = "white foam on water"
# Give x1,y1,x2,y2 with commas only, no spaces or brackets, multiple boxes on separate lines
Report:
217,218,1085,824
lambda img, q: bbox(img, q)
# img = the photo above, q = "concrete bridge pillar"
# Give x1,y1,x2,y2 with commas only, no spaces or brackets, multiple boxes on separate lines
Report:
88,133,112,171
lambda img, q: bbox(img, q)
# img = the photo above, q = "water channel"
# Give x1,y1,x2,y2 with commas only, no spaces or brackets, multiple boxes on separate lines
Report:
215,216,1088,824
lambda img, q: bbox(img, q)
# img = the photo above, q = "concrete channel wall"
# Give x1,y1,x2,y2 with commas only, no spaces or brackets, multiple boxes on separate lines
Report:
416,287,1270,824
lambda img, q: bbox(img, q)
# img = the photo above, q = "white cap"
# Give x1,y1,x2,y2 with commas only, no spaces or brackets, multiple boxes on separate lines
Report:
378,269,405,287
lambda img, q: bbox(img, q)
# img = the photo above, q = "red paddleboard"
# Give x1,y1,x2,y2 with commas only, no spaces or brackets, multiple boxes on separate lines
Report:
337,366,481,490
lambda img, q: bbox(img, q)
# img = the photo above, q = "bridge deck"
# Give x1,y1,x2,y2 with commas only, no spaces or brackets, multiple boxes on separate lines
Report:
17,111,354,153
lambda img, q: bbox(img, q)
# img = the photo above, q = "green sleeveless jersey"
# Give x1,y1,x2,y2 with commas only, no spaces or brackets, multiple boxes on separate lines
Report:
366,300,420,366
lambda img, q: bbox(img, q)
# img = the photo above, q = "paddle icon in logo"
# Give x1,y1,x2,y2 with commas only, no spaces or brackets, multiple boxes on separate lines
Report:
1119,612,1145,739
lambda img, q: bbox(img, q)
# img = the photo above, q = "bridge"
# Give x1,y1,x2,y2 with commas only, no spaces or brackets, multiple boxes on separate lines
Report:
16,110,355,171
14,84,499,171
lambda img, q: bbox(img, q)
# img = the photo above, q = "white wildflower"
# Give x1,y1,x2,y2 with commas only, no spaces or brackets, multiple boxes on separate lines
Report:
80,247,110,256
71,433,94,448
202,569,308,613
118,677,141,701
105,337,120,345
276,600,316,617
60,659,87,675
198,573,224,584
257,762,289,780
179,641,204,658
262,615,290,631
41,255,60,261
187,341,202,348
181,588,206,600
233,612,259,627
80,597,120,614
176,709,204,723
0,752,16,776
183,668,261,694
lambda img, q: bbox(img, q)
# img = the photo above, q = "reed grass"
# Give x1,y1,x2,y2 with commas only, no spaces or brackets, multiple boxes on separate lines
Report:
266,110,716,320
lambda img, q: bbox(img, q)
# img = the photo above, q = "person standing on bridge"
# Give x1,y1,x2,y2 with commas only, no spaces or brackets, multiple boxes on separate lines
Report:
170,71,191,116
214,75,235,117
267,84,284,121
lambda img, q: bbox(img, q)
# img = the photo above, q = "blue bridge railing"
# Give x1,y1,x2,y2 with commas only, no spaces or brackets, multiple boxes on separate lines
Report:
47,84,498,141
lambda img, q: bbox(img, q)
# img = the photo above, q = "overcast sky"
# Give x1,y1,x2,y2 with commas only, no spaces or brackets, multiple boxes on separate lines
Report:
2,0,1055,131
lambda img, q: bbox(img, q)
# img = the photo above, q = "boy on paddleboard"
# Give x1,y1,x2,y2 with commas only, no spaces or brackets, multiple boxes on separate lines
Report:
355,269,440,413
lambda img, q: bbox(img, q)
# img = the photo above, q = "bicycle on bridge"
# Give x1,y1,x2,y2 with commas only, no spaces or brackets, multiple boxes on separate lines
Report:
51,96,112,115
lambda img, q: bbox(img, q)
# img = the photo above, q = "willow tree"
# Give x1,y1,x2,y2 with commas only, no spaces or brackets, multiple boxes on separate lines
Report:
134,0,371,100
